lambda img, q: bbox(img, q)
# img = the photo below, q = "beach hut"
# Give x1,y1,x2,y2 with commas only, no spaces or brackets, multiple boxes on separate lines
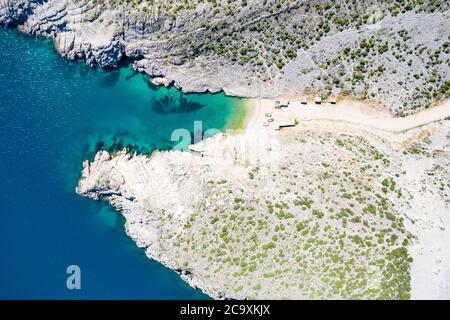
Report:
300,97,308,105
330,97,337,104
314,96,322,105
277,119,297,130
280,100,289,108
275,101,281,109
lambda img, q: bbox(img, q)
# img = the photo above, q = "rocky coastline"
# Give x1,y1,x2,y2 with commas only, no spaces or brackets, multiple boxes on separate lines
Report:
76,116,450,299
1,0,449,115
2,0,449,299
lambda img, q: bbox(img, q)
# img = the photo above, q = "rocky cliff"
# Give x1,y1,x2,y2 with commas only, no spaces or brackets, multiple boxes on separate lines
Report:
1,0,449,112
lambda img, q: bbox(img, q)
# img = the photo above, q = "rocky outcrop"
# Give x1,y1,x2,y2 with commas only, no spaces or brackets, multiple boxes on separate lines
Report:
54,31,124,68
0,0,35,26
76,147,241,299
16,0,125,67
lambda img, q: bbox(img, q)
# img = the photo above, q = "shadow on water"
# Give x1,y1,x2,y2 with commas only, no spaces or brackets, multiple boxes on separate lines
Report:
143,77,159,92
125,69,140,81
99,71,120,88
151,95,205,114
98,57,135,87
82,132,175,160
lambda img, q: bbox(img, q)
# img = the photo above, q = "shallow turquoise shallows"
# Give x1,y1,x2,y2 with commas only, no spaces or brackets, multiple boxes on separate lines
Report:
0,28,246,299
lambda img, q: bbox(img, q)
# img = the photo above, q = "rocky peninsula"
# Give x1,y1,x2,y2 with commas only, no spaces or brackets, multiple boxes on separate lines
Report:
76,100,450,299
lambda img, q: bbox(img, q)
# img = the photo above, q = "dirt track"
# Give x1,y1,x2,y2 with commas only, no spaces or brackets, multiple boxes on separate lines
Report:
246,98,450,133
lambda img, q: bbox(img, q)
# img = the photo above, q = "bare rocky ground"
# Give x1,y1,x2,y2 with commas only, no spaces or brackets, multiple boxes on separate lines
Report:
76,118,450,300
1,0,449,115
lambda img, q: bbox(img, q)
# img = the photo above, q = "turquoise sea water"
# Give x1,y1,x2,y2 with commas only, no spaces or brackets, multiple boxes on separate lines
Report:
0,28,246,299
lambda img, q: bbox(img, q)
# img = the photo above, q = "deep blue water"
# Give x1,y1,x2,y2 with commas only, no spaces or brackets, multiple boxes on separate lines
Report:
0,28,245,299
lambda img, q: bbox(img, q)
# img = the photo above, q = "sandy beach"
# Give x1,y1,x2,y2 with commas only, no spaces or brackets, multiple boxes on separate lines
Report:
244,97,450,133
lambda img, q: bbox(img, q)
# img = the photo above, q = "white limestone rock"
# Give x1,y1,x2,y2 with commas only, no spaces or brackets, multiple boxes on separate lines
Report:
1,0,449,114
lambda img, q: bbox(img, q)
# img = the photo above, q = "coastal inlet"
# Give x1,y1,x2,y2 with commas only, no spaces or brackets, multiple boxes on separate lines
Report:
0,28,248,299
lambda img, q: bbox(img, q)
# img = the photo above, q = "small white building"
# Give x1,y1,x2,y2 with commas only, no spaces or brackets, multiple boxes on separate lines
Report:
330,97,337,104
275,119,297,130
315,96,322,105
300,97,308,105
280,100,290,108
